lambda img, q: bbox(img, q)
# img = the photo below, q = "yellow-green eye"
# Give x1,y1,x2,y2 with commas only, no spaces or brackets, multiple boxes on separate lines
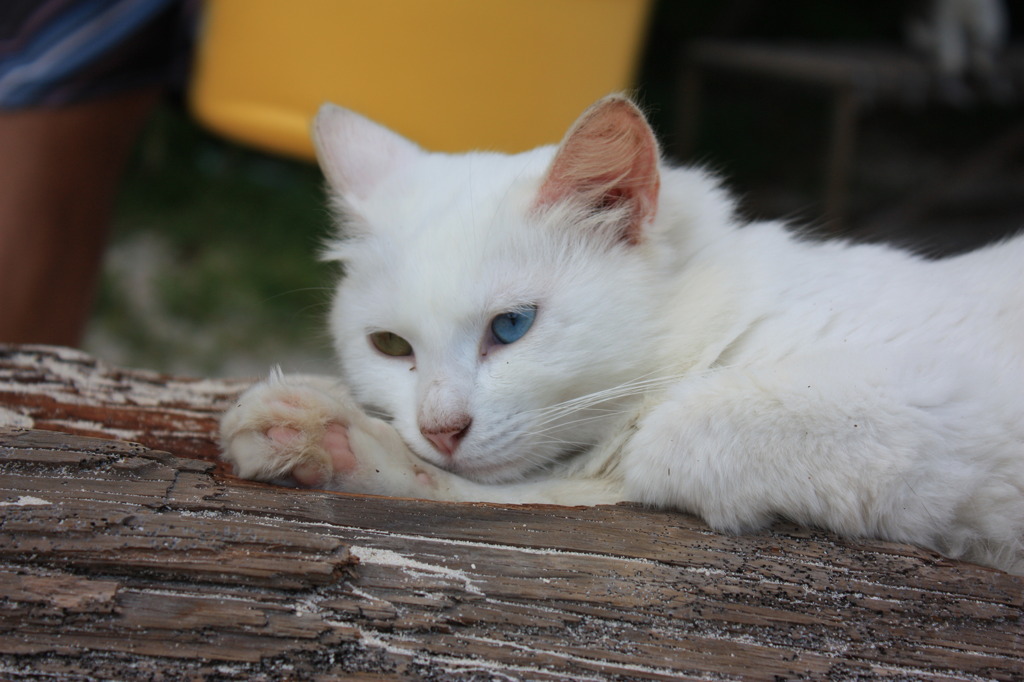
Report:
369,331,413,357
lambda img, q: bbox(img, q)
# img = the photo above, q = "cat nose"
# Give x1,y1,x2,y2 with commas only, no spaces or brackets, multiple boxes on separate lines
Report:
420,417,472,456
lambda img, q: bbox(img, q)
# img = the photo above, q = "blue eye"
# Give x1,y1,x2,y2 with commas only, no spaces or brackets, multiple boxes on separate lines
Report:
490,306,537,345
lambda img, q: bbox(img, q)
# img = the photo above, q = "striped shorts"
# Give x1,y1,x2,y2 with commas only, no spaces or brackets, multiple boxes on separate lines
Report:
0,0,196,109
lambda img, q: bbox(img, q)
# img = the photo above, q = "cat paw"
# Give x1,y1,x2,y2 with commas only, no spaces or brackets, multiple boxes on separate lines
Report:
220,371,443,498
266,421,354,488
220,373,361,488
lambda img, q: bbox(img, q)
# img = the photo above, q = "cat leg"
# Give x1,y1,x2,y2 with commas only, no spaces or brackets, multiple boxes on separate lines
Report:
622,355,1024,571
220,372,621,505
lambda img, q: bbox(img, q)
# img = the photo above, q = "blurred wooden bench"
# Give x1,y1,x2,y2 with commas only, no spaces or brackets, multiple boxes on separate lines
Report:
678,40,1024,229
0,345,1020,679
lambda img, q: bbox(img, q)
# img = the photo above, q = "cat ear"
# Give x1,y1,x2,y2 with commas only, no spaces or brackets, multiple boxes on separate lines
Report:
534,95,661,245
312,103,422,200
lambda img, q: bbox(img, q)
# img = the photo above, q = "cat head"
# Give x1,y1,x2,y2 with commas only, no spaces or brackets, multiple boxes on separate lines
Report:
314,95,675,482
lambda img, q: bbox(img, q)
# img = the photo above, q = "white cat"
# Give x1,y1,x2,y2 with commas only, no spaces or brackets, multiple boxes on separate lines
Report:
220,95,1024,574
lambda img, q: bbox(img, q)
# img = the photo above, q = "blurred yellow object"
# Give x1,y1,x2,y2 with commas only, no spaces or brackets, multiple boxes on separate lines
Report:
189,0,652,160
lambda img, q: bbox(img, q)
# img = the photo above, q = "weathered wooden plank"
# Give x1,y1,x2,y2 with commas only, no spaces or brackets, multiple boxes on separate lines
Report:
0,346,1022,679
0,344,242,460
0,427,1020,680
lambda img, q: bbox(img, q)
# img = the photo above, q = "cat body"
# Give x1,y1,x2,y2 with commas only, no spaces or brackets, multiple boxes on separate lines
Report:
220,95,1024,573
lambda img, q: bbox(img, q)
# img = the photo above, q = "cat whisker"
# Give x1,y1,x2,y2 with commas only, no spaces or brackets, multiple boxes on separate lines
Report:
526,389,633,422
260,287,335,304
529,410,626,437
529,397,635,431
526,373,685,428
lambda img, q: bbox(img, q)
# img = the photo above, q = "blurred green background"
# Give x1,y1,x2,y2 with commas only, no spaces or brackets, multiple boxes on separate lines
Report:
83,1,1024,378
85,107,338,377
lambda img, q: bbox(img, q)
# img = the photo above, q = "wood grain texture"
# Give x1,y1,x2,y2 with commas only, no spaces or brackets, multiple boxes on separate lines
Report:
0,345,1021,680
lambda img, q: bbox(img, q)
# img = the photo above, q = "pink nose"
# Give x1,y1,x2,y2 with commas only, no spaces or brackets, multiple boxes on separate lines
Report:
421,418,472,456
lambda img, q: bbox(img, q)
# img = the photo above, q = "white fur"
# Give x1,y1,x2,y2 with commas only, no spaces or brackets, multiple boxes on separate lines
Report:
221,96,1024,574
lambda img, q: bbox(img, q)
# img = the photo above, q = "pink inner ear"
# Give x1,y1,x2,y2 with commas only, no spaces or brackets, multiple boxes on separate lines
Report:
535,97,660,244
